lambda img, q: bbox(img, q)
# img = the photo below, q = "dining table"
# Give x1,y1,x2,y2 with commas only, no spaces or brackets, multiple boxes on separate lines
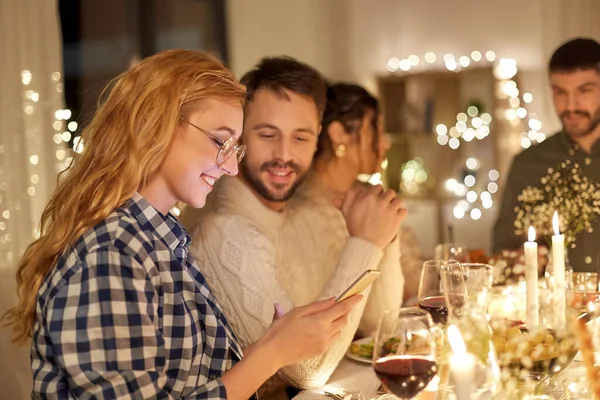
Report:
293,354,591,400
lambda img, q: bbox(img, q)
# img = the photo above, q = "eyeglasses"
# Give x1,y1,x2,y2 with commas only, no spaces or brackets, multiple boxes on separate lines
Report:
179,118,246,166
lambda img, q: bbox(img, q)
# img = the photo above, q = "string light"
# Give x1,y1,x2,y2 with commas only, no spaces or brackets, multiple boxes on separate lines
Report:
424,52,436,63
384,50,544,216
399,158,429,195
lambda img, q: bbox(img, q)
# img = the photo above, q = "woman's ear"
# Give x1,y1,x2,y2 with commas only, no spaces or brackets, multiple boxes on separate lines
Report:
327,121,348,147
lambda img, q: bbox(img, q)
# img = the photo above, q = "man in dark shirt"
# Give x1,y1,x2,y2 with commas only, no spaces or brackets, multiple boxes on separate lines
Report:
493,38,600,272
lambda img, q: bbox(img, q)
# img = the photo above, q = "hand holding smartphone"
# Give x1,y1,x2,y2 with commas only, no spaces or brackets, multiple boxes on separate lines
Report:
336,269,380,302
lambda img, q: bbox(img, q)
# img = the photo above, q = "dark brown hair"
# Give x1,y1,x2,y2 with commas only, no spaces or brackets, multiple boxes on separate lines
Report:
549,37,600,74
315,83,379,159
240,56,328,118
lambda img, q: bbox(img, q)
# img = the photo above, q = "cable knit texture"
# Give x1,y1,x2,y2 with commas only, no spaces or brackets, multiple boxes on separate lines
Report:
180,176,404,397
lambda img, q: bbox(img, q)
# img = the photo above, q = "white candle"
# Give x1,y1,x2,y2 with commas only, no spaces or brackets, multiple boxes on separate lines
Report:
552,211,566,328
524,226,539,328
448,325,476,400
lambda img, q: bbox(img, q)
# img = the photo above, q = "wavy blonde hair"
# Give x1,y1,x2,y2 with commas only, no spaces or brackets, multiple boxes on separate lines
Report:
4,49,246,344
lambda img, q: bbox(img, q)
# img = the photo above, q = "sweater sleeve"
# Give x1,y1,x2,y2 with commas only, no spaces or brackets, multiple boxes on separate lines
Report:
357,235,405,338
188,214,378,390
398,226,424,304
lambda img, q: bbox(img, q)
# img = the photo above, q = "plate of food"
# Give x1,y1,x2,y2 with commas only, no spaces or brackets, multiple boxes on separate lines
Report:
346,337,374,364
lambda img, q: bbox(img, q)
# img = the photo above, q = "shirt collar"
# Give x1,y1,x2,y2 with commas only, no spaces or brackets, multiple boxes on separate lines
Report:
557,130,600,156
125,192,190,252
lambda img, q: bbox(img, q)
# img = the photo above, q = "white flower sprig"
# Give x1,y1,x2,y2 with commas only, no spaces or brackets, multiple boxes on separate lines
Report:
514,160,600,249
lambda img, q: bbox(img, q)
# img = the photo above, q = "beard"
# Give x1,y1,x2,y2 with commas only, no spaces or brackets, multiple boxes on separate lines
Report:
240,159,308,203
560,107,600,138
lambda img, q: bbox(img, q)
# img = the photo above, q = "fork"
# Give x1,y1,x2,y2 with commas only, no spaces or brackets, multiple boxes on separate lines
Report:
319,390,365,400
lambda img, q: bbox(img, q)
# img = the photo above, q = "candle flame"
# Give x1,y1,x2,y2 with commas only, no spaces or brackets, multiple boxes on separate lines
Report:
528,226,536,242
553,211,560,235
447,324,467,354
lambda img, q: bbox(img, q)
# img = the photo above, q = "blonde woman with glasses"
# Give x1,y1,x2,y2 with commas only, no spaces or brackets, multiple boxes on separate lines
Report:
3,50,360,399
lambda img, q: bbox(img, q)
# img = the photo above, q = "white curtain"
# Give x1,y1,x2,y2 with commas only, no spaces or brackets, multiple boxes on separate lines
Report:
0,0,65,398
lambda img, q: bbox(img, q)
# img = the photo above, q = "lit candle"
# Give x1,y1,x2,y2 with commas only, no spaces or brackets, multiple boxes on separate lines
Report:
448,325,475,400
552,211,566,328
524,226,539,328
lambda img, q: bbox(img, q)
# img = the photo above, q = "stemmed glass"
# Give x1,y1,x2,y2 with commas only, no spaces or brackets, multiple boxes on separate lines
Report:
417,259,459,326
441,263,500,397
434,243,470,263
373,308,438,400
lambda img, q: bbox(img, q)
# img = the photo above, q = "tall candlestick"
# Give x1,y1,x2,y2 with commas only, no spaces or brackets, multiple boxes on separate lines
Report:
552,211,566,328
524,226,539,328
448,325,475,400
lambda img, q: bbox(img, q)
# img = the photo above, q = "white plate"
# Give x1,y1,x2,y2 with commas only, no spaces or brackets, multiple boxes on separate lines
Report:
345,337,374,364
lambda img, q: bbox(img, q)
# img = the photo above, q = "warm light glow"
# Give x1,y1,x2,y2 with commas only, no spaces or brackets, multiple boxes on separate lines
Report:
553,211,560,235
471,51,482,62
453,206,465,219
368,173,383,185
464,175,476,187
528,226,536,242
448,325,466,354
466,191,477,203
399,59,411,71
446,178,458,191
436,124,448,135
466,158,479,170
437,135,449,145
21,70,32,85
386,57,400,72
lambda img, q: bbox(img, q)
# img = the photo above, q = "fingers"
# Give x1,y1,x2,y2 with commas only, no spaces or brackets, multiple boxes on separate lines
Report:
273,302,285,320
382,188,398,204
296,297,336,316
332,197,344,210
330,309,351,333
322,294,363,320
341,186,364,216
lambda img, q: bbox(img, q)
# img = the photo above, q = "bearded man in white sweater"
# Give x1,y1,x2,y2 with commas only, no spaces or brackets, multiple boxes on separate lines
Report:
180,57,406,398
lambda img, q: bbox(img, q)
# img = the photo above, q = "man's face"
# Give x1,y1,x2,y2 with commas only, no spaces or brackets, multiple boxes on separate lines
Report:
240,88,320,206
550,69,600,139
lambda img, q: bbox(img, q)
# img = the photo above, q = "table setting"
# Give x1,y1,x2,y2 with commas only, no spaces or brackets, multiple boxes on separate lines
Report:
294,213,600,400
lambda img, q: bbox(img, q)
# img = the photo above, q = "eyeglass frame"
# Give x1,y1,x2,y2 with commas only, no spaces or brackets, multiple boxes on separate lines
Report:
179,117,246,166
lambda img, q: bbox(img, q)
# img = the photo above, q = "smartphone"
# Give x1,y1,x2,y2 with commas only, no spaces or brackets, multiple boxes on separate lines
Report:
336,269,381,302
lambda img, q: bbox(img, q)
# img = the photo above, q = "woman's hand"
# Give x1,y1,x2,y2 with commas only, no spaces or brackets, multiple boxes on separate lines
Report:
256,295,363,368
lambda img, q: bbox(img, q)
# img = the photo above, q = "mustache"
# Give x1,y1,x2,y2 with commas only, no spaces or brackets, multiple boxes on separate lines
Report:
560,110,590,119
260,160,301,173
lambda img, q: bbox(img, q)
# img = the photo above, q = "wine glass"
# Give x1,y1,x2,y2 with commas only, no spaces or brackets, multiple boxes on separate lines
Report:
434,243,470,263
441,263,494,317
417,259,459,326
373,308,438,400
441,263,500,397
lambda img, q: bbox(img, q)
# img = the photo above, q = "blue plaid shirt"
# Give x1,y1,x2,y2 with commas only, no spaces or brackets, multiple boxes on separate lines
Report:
31,193,243,399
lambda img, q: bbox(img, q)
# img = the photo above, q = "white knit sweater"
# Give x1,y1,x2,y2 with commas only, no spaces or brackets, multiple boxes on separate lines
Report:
181,176,404,394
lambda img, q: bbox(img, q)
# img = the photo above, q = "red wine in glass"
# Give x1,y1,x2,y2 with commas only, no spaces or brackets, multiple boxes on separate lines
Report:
374,355,437,399
418,295,448,325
